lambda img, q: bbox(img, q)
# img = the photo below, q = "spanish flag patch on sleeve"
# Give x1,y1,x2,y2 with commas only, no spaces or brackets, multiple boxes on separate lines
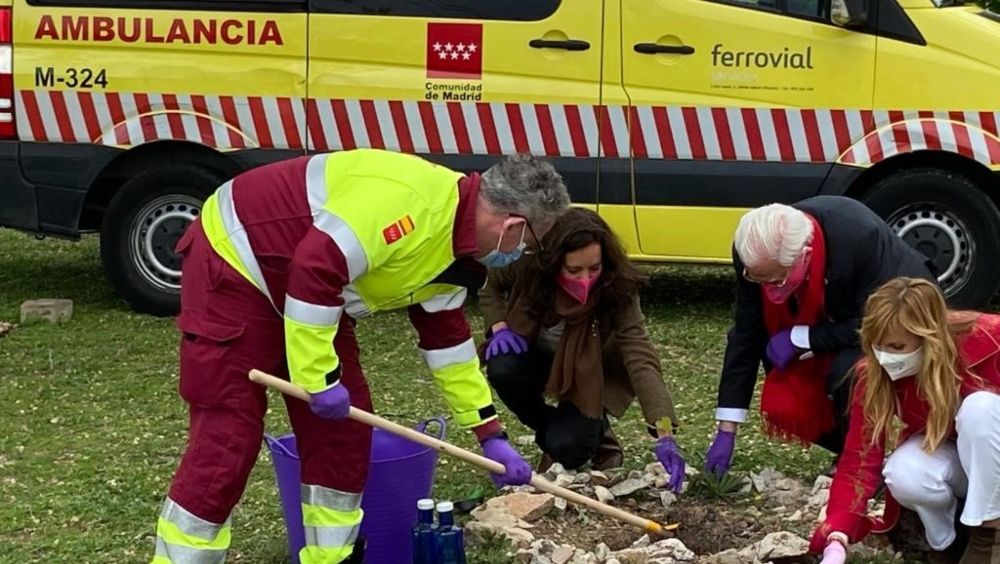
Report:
382,214,415,244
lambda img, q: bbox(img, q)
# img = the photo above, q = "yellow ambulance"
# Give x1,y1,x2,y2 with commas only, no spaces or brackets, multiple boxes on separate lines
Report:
2,0,997,315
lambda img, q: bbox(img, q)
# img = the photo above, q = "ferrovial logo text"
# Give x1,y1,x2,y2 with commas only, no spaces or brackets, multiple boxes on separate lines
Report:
711,44,814,70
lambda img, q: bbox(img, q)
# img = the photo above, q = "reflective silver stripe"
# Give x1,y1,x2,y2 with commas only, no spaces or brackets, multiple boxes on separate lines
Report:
419,289,468,313
285,295,343,327
160,498,231,542
314,210,368,282
154,538,226,564
301,484,363,512
303,524,360,549
342,284,371,318
421,338,477,371
305,153,329,214
216,181,274,307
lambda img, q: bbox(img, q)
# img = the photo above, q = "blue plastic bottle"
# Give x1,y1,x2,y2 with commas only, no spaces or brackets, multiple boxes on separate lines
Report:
411,498,438,564
433,501,467,564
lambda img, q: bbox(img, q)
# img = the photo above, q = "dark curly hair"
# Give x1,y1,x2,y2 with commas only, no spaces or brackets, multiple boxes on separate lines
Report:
523,207,647,317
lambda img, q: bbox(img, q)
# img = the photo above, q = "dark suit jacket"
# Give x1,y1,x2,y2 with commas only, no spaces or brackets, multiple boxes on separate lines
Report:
717,195,937,417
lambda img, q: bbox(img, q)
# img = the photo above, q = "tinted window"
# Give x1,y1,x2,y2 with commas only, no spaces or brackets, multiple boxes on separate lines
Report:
708,0,829,21
310,0,562,21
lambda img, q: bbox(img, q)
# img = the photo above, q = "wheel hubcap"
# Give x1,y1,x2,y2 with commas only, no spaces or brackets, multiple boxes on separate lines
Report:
129,195,201,294
888,205,972,298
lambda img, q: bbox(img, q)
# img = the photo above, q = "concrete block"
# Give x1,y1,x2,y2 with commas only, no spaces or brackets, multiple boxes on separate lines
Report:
20,299,73,323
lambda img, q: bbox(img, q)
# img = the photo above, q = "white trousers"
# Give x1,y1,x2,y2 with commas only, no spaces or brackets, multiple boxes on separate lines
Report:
882,391,1000,550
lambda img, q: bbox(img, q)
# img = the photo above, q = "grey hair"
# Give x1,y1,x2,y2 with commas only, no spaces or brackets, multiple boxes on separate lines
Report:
480,154,570,227
734,203,814,268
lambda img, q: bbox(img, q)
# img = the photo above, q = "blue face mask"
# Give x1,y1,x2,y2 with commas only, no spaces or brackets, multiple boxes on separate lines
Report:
478,221,527,269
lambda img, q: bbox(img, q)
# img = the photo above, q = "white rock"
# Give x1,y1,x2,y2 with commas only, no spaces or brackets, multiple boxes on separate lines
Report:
646,462,666,476
699,548,742,564
650,538,696,561
784,509,803,522
606,559,622,564
554,497,567,512
20,299,73,323
812,475,833,494
609,477,651,497
552,545,574,564
654,475,669,489
555,474,575,487
589,471,611,487
465,521,535,550
684,464,699,478
754,531,810,561
472,492,555,522
628,470,644,480
573,473,592,485
570,549,597,564
546,463,567,479
594,485,615,503
595,543,611,561
516,435,536,446
659,491,677,509
632,535,651,548
738,475,754,494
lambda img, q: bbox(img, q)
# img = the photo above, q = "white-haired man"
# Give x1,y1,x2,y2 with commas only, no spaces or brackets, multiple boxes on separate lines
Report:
704,195,936,477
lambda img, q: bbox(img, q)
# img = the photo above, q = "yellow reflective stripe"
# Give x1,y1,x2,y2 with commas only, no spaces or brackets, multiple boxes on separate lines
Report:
421,338,477,371
299,545,355,564
302,505,363,528
155,518,231,551
419,288,468,313
200,194,255,288
429,354,496,428
305,153,328,214
285,296,343,327
301,484,362,511
314,210,368,282
153,538,226,564
214,181,274,308
158,498,231,545
285,316,340,393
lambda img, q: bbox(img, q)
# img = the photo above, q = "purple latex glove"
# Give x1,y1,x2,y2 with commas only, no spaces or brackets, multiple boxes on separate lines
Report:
484,327,528,361
654,436,686,493
481,437,532,487
765,329,797,371
820,540,847,564
309,384,351,420
704,429,736,476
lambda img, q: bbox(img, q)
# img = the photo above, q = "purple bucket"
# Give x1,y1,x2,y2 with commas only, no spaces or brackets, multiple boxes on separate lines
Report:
264,417,446,564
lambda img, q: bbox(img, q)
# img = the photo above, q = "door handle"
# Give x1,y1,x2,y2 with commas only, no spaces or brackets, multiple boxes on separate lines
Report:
529,38,591,51
634,43,695,55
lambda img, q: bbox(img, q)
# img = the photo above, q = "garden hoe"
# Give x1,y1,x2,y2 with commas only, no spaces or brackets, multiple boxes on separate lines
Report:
248,368,680,536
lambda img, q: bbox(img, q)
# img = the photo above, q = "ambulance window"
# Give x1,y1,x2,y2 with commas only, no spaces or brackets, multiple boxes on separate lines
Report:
709,0,827,21
310,0,561,20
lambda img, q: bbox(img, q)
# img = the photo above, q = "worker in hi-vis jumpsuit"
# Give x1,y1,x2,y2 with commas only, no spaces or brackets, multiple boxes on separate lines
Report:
152,149,571,563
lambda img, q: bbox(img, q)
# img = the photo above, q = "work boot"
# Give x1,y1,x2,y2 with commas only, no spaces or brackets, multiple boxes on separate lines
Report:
591,426,623,471
960,527,1000,564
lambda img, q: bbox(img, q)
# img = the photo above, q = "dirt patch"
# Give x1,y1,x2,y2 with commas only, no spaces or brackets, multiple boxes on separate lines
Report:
525,489,804,556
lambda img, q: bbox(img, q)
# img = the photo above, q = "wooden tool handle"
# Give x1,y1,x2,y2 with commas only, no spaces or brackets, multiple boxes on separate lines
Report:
248,368,677,535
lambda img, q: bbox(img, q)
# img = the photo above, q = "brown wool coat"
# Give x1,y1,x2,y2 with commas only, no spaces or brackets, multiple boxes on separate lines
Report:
477,263,679,432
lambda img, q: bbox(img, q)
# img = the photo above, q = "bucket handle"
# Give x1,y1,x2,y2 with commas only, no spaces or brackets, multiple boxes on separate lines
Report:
263,433,298,460
415,416,447,441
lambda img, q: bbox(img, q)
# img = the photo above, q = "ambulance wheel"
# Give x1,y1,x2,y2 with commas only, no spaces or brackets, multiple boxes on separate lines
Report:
101,163,226,317
861,168,1000,309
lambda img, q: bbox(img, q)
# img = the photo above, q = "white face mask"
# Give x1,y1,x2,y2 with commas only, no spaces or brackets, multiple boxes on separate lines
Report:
873,347,924,381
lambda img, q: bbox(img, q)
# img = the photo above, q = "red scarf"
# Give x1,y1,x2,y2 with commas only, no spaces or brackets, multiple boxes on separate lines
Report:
759,214,836,445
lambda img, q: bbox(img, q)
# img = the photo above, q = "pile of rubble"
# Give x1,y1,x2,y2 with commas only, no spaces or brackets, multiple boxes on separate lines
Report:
464,458,893,563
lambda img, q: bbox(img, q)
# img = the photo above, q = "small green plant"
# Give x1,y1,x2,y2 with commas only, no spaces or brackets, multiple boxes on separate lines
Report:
689,470,749,500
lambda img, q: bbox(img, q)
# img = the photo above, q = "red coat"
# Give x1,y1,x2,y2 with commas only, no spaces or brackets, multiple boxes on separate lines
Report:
811,313,1000,552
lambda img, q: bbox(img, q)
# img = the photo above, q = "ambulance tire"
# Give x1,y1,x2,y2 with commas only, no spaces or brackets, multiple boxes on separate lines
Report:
101,163,227,317
861,168,1000,309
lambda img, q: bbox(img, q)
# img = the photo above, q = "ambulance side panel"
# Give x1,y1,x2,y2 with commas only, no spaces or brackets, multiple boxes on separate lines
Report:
304,0,604,206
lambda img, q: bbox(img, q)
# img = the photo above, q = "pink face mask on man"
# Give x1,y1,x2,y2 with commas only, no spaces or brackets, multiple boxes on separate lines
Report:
557,274,599,304
762,250,811,304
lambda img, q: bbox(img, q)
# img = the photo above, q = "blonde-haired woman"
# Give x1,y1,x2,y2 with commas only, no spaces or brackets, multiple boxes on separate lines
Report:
811,277,1000,564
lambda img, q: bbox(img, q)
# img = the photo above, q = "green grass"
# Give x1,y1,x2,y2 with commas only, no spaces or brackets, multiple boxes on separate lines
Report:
0,228,980,563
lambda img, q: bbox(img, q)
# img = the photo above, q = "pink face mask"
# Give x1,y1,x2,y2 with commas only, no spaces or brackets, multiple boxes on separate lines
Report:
558,274,599,304
763,250,811,304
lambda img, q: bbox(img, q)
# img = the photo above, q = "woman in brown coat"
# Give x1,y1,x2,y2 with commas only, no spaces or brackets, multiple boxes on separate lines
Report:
478,208,686,491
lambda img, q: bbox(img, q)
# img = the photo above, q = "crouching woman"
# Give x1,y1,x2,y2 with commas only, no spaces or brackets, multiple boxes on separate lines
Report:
812,277,1000,564
477,208,685,491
